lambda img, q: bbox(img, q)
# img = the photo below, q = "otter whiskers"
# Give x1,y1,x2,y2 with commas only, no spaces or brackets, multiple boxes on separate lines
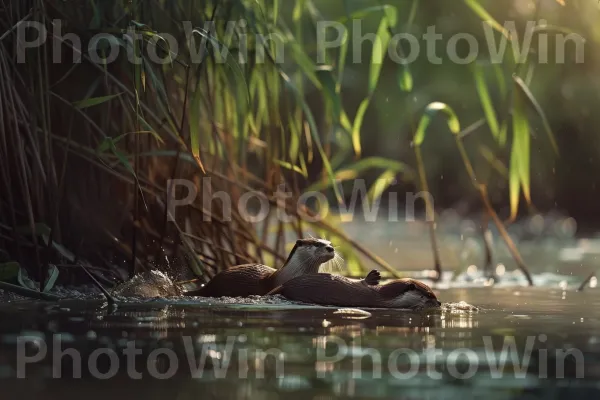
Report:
322,251,345,273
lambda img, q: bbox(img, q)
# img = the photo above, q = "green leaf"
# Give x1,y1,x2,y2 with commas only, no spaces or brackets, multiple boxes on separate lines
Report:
292,0,306,22
510,88,532,220
341,157,411,176
289,42,321,89
509,139,521,222
340,110,353,132
337,5,398,26
479,145,509,178
96,137,113,154
533,24,579,36
316,66,342,124
513,75,558,154
463,0,510,39
0,262,20,281
337,26,349,93
17,268,36,291
494,63,508,100
189,82,203,169
398,0,417,93
473,64,501,143
407,0,419,27
43,236,75,262
273,0,279,25
73,93,123,109
281,72,342,203
89,0,101,29
273,160,308,177
190,28,249,98
306,157,413,192
113,149,136,176
398,65,413,92
369,18,391,95
130,20,149,30
368,170,397,202
236,81,249,167
414,102,461,146
299,156,308,178
352,98,371,157
43,264,60,293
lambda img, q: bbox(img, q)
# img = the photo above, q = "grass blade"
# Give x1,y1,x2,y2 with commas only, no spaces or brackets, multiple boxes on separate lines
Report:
368,170,397,202
316,66,342,125
473,64,501,142
43,264,60,293
398,66,413,92
463,0,510,39
369,18,391,95
352,98,370,157
513,75,559,154
414,102,461,146
281,72,342,203
510,88,532,220
73,93,123,109
337,5,397,25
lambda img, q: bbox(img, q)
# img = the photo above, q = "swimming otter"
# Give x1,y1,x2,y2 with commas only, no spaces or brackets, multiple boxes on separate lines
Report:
267,271,441,310
185,238,337,297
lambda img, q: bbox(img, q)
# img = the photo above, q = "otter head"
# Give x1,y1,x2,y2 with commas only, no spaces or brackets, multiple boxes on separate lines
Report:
272,238,337,286
292,238,336,265
379,278,441,310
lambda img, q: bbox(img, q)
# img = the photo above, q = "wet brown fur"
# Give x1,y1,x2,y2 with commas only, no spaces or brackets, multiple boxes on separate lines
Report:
186,238,334,297
267,272,441,310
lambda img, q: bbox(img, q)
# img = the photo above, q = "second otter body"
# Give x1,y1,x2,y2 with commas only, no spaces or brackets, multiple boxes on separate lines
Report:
186,238,336,297
268,272,441,310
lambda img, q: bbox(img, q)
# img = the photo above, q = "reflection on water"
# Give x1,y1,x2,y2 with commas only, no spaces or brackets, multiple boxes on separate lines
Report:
1,217,599,398
1,288,599,399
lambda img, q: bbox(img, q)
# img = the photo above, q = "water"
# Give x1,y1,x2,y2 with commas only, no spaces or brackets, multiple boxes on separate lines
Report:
1,287,599,399
1,216,599,399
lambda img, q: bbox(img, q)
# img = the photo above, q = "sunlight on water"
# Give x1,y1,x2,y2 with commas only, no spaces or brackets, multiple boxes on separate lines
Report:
0,286,599,399
1,220,600,398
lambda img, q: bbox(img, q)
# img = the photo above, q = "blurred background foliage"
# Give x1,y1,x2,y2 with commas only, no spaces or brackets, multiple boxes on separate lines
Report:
0,0,598,291
310,0,598,222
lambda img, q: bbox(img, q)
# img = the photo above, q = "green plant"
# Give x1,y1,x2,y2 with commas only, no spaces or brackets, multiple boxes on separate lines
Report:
0,0,585,294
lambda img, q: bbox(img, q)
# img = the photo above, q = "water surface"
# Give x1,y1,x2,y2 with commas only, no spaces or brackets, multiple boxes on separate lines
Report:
1,287,599,399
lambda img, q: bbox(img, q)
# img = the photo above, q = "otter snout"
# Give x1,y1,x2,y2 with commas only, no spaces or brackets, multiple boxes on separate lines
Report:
318,245,336,263
302,239,336,263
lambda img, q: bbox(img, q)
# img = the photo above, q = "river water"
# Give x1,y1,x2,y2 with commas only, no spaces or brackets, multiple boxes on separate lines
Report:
0,287,599,399
1,216,599,399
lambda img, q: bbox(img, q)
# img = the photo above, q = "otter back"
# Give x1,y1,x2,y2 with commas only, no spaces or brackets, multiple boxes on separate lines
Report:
187,264,277,297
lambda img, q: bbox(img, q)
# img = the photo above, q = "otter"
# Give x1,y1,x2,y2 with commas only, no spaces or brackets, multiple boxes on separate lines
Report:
267,270,441,310
185,238,337,297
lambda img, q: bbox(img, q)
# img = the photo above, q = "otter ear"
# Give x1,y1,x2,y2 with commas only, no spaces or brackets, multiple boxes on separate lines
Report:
364,270,381,286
